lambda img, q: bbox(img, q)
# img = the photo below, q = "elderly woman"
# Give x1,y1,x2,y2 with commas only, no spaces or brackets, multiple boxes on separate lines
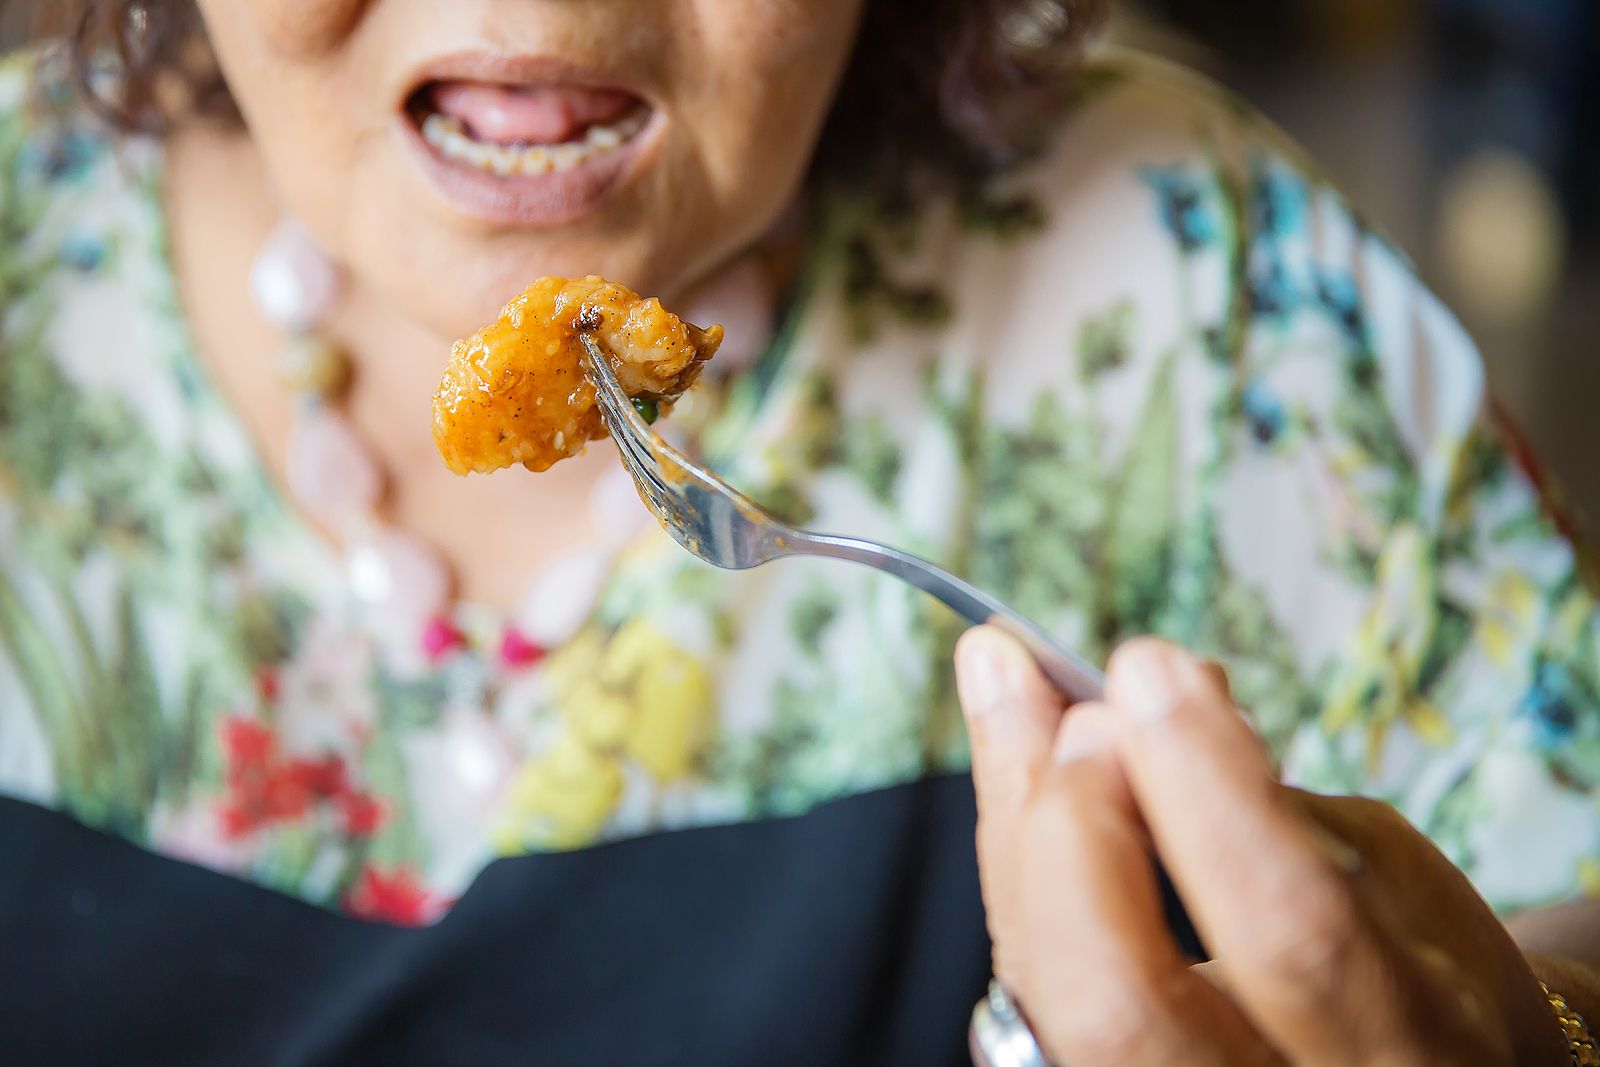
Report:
1,0,1596,1064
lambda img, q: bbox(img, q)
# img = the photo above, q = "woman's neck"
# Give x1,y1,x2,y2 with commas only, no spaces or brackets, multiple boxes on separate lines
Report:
163,119,617,609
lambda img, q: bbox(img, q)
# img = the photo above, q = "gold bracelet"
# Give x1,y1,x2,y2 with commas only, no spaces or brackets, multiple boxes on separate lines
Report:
1543,982,1600,1067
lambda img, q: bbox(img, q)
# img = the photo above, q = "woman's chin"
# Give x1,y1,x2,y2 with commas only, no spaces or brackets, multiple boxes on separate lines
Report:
359,240,652,345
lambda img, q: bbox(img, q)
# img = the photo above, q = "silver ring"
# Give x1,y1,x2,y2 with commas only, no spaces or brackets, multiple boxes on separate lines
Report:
969,979,1055,1067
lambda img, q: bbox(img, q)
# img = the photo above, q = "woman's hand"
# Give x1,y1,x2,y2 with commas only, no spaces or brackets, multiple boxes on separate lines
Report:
953,628,1573,1066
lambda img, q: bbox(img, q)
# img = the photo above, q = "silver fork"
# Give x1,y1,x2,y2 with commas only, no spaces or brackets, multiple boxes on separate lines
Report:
581,336,1104,703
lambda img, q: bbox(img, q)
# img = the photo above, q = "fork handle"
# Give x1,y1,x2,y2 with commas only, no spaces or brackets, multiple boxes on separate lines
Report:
784,531,1105,703
784,532,1204,952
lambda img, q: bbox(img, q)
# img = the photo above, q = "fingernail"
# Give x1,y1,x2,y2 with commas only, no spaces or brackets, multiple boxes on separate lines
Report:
1112,642,1193,722
955,629,1025,717
1053,703,1109,764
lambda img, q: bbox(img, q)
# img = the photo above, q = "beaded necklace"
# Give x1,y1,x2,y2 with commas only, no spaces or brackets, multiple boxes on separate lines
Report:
247,220,776,663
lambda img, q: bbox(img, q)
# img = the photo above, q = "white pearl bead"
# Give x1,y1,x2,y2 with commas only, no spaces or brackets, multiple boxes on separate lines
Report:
516,548,612,647
347,529,452,621
249,219,344,334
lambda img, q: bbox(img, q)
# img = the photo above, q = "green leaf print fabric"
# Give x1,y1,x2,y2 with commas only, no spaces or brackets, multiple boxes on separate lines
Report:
0,46,1595,924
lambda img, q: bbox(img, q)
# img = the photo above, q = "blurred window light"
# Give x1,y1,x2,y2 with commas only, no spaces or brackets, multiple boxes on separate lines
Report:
1435,146,1566,326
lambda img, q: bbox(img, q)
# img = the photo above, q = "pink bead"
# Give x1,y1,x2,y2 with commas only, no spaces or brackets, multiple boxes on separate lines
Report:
250,219,344,333
677,256,775,373
515,549,611,647
421,616,466,660
347,529,452,621
287,409,384,523
498,626,546,669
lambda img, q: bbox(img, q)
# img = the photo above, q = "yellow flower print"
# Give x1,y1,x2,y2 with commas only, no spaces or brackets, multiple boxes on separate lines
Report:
540,629,605,691
1322,525,1452,770
495,618,714,852
1550,589,1595,659
566,679,633,748
1579,857,1600,898
1474,570,1542,670
495,730,623,851
601,617,714,780
1327,443,1371,480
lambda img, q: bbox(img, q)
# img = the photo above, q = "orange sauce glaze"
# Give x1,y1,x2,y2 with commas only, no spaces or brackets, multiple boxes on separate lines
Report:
432,275,722,475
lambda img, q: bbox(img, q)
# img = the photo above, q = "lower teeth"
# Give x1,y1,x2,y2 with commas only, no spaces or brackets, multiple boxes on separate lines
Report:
420,110,646,176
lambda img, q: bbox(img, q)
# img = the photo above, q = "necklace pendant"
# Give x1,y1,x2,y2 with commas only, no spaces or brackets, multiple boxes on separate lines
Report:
250,219,344,334
286,407,384,523
347,528,452,622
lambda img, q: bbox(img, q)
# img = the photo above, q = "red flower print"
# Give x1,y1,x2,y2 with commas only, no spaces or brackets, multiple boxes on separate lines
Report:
498,626,546,669
337,791,388,837
221,716,275,773
258,767,315,822
214,715,386,841
254,667,281,705
421,616,467,661
289,754,349,798
342,864,451,927
217,716,289,838
217,802,263,840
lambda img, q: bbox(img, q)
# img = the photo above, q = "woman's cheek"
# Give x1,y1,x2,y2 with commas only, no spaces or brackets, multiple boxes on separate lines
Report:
231,0,370,57
682,0,863,189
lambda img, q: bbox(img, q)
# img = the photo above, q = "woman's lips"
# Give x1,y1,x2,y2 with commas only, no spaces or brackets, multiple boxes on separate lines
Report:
396,56,658,228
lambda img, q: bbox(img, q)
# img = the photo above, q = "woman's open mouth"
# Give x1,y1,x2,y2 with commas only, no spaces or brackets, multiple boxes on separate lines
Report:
399,57,659,227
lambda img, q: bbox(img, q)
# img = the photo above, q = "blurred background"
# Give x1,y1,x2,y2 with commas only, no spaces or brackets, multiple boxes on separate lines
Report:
1112,0,1600,526
1,0,1595,522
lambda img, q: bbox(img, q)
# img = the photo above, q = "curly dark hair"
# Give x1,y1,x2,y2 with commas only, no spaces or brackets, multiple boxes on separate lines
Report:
38,0,1108,180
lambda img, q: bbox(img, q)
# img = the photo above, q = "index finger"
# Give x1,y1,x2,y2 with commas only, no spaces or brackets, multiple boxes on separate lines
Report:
955,625,1066,811
954,626,1070,978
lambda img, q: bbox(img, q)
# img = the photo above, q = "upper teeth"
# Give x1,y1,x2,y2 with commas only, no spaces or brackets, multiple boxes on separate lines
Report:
421,109,648,176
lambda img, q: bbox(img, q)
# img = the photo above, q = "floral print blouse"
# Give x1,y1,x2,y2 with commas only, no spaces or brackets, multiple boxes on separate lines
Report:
2,46,1596,929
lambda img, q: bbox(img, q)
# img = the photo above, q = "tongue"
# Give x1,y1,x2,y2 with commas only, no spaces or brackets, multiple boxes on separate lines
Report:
430,81,639,145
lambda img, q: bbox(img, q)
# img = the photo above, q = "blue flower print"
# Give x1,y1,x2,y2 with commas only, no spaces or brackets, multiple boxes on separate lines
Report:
1141,165,1218,254
1315,270,1370,348
60,233,106,273
1247,252,1297,319
31,131,100,184
1520,661,1578,751
1249,160,1307,241
1240,379,1288,445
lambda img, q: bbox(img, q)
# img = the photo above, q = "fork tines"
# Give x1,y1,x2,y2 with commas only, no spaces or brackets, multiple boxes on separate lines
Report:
578,334,675,507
